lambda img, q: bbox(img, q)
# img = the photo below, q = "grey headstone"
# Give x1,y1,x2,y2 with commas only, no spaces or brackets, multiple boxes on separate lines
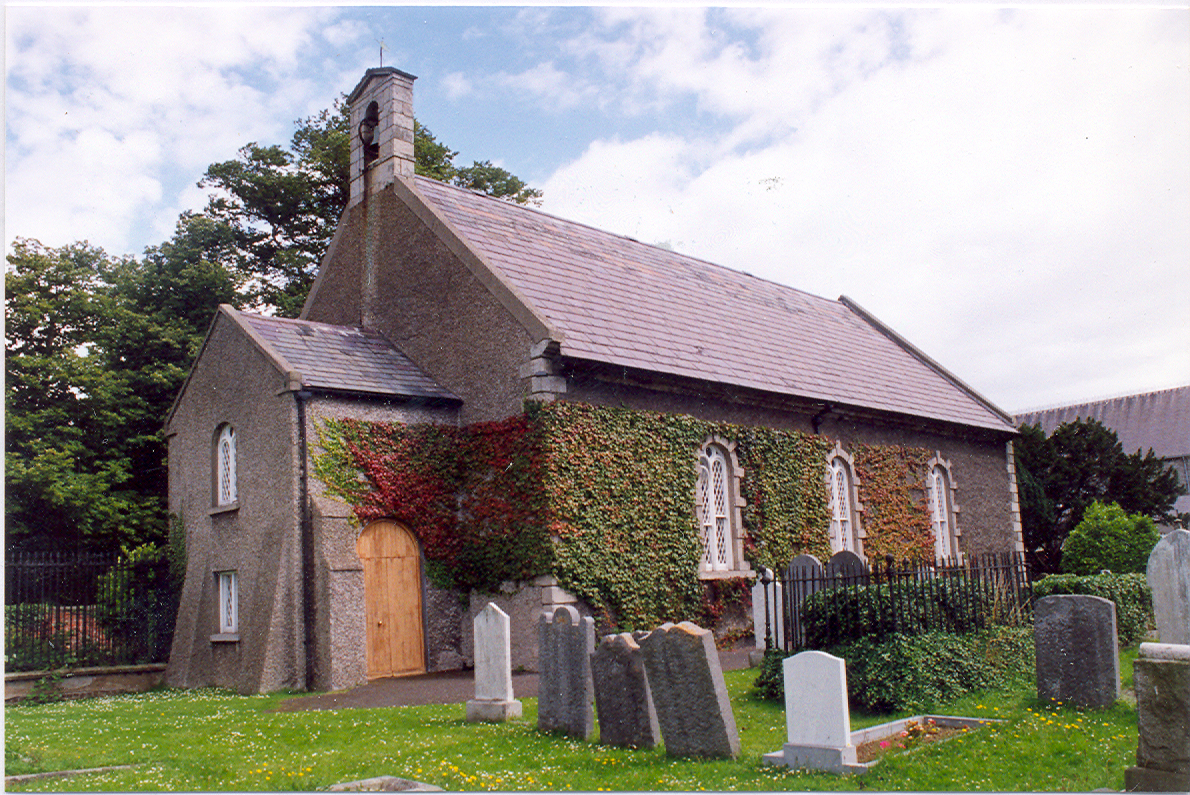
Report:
590,632,660,748
824,551,867,583
536,605,595,739
1147,529,1190,645
1125,643,1190,792
1034,594,1120,709
638,621,741,759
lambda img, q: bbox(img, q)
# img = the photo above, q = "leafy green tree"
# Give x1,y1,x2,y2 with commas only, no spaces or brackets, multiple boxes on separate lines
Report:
5,223,242,553
5,240,147,551
1061,501,1160,575
201,103,541,316
1015,418,1184,573
6,101,537,553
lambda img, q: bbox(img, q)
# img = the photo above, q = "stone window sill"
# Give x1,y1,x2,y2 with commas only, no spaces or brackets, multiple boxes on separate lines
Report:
209,502,239,516
210,633,240,643
698,567,755,581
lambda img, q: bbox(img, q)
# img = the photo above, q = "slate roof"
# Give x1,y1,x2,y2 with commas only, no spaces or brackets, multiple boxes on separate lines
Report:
1015,385,1190,460
411,175,1013,433
234,309,458,401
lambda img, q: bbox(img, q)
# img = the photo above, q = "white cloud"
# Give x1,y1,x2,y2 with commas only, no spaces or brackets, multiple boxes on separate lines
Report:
539,7,1190,410
4,5,363,255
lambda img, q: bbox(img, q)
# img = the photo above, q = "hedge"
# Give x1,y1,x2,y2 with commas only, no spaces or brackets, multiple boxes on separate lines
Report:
1033,572,1153,646
754,627,1035,713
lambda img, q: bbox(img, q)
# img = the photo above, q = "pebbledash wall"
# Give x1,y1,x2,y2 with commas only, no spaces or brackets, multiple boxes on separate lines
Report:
165,67,1024,694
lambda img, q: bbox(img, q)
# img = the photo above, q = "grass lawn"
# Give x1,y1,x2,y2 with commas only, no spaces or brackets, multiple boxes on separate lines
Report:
5,647,1141,792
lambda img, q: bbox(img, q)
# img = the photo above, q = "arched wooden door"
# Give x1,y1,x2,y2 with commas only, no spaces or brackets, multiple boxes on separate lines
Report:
356,520,425,678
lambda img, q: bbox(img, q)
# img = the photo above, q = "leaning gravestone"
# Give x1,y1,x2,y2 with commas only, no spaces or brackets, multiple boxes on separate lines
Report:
537,605,596,739
638,621,740,759
466,603,522,722
762,650,866,774
590,632,660,748
1034,594,1120,709
1147,528,1190,645
1125,642,1190,792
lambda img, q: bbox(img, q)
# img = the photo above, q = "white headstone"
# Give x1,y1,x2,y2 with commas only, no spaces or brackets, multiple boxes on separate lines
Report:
762,650,866,774
1148,529,1190,646
751,579,784,649
784,650,852,748
466,602,522,721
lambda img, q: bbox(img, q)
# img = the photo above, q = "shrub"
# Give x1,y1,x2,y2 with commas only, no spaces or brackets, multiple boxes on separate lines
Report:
1033,572,1153,645
753,649,791,700
798,578,1013,647
1061,501,1159,576
96,544,179,664
838,628,1034,713
752,627,1034,712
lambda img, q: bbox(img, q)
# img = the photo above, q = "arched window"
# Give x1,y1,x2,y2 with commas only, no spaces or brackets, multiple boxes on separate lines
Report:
826,442,863,556
215,424,237,506
698,445,731,571
927,455,961,562
695,437,748,576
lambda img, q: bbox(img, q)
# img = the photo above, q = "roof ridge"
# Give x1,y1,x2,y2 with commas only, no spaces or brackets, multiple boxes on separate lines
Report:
240,311,375,335
411,174,837,306
1013,383,1190,416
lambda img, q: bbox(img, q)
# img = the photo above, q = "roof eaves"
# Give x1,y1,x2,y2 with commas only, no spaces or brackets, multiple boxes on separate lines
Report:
345,66,418,104
393,176,562,347
838,296,1017,432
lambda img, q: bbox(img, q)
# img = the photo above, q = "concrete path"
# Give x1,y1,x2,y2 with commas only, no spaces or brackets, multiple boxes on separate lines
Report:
275,648,755,712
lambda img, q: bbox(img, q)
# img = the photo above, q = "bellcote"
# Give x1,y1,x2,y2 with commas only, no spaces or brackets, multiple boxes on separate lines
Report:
346,67,417,206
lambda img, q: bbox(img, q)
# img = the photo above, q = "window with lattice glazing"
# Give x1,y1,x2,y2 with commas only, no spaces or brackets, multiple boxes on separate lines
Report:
928,461,959,561
828,456,856,554
698,445,733,572
216,425,237,506
217,571,238,635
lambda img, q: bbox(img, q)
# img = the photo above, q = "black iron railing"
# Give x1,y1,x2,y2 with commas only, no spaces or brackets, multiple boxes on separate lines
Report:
4,550,178,672
759,551,1033,652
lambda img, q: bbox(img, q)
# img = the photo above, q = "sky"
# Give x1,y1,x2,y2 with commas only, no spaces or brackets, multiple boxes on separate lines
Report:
5,2,1189,414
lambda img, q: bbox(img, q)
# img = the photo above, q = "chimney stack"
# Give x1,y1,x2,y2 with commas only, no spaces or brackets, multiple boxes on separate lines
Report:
346,67,417,206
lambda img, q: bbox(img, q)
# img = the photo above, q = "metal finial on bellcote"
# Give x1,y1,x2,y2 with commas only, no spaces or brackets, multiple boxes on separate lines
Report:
377,38,386,67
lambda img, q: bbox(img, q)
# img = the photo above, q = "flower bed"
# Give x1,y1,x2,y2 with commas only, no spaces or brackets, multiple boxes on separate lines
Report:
851,714,1000,767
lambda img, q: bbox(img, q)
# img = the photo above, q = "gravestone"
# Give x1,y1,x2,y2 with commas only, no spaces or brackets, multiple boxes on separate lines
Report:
466,602,522,722
1147,529,1190,645
1034,594,1120,709
1125,643,1190,792
638,621,740,759
751,577,785,649
590,632,660,748
824,551,867,583
536,605,595,739
762,650,867,774
785,554,825,648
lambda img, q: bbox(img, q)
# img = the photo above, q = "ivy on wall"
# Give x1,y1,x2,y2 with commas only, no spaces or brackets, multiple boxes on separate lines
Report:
853,444,935,562
314,401,940,630
313,416,550,591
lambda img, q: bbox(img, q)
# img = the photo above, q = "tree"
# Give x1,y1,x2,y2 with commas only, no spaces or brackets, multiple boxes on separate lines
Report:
1015,418,1184,574
5,224,243,553
1060,501,1159,575
201,103,541,317
5,240,149,551
6,101,537,552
